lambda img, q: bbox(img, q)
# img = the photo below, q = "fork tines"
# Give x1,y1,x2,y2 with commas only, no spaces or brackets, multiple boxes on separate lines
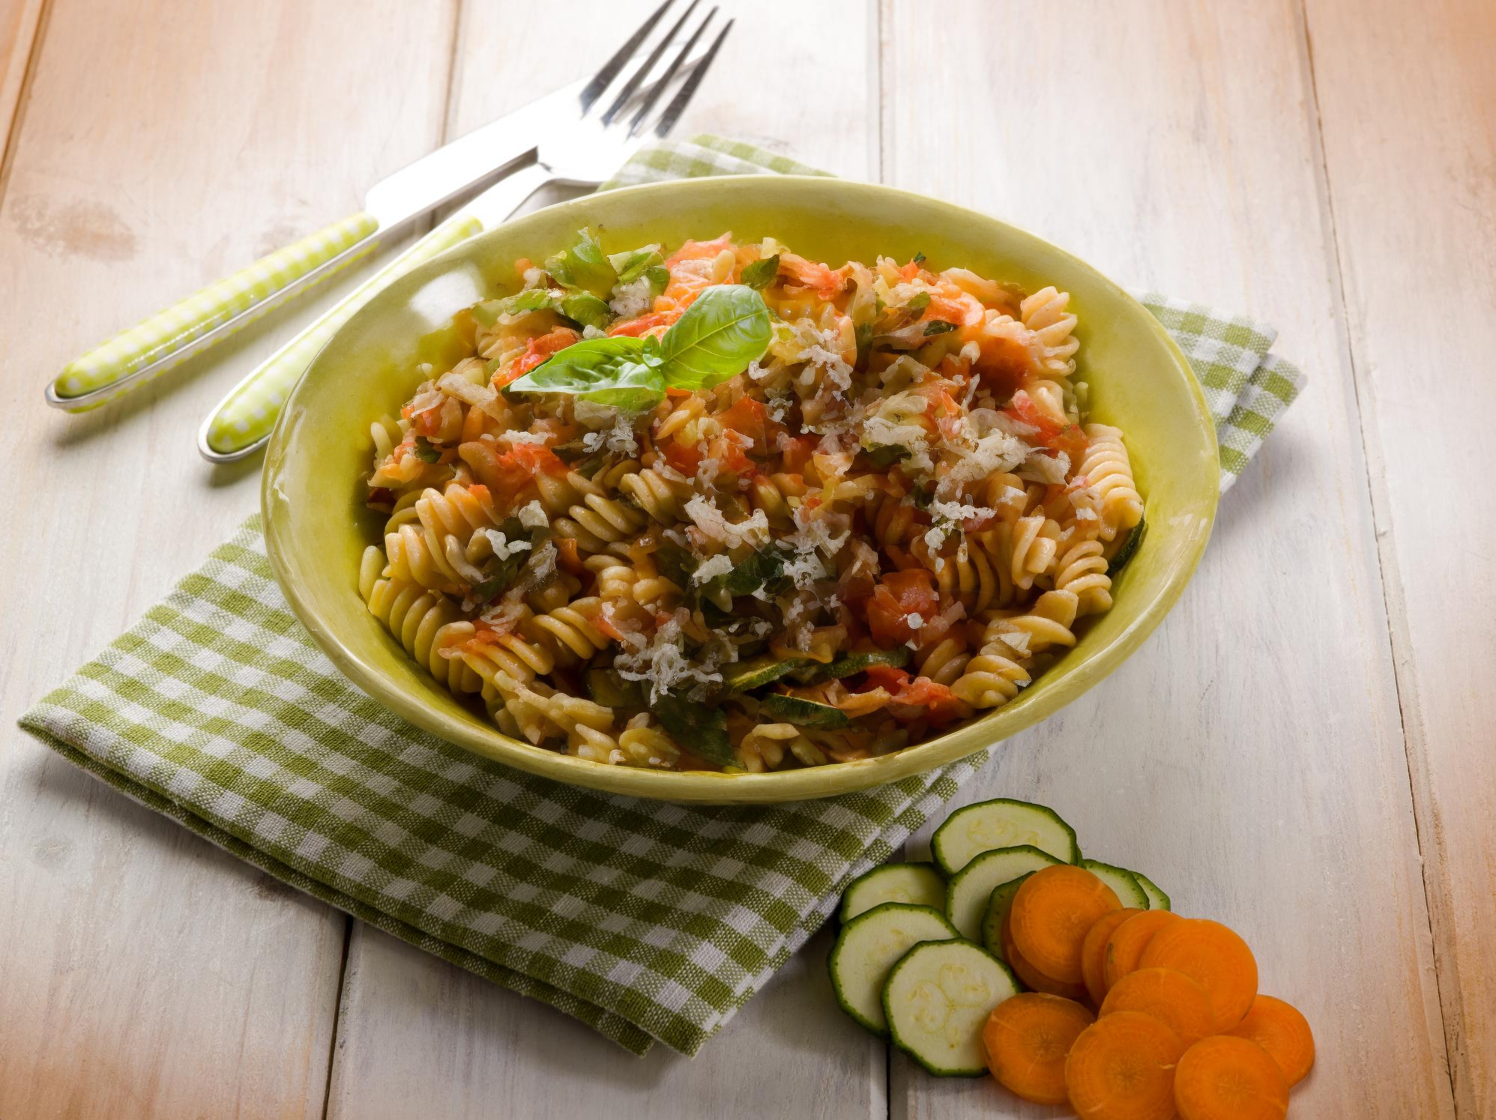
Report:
581,1,731,139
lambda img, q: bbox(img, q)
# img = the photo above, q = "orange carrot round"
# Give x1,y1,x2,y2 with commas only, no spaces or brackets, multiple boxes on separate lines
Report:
1228,995,1315,1086
1003,910,1091,1000
1174,1035,1289,1120
1082,908,1142,1006
1140,918,1259,1032
1010,865,1122,984
1100,967,1216,1047
1103,910,1182,990
1065,1010,1185,1120
983,993,1096,1105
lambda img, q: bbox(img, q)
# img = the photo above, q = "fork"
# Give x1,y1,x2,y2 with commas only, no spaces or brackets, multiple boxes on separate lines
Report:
197,4,730,462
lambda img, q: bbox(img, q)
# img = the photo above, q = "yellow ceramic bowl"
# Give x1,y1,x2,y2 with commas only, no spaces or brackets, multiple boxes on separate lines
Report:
263,176,1217,804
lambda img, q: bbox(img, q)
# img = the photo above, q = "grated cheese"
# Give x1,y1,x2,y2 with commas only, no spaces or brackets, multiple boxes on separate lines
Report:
481,528,532,562
690,553,735,585
516,500,549,529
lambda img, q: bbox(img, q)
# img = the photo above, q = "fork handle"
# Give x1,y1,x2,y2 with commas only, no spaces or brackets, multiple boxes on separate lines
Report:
46,211,383,412
199,161,555,461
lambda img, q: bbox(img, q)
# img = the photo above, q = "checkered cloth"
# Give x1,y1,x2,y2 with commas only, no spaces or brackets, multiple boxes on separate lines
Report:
19,136,1303,1057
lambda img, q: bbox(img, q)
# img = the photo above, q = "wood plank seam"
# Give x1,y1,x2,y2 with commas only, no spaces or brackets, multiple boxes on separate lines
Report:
0,0,52,205
1294,1,1462,1113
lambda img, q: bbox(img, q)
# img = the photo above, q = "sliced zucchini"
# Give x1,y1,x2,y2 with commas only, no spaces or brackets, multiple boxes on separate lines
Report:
946,845,1062,940
840,863,946,923
1107,516,1145,575
883,940,1020,1076
1079,859,1149,908
1134,870,1172,911
724,655,810,692
796,647,911,685
760,693,850,729
932,798,1081,876
980,872,1033,962
584,669,646,709
828,903,960,1036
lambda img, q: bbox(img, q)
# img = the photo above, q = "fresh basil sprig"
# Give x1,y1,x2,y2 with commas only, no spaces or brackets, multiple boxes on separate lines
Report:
506,283,773,408
741,254,780,290
544,228,617,299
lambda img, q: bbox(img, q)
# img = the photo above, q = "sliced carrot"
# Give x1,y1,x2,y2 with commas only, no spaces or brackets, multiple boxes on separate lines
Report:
1104,909,1183,991
1082,908,1142,1006
1174,1035,1288,1120
1009,865,1122,984
1227,995,1315,1086
1100,967,1216,1047
1139,918,1258,1033
1003,910,1090,1000
1065,1010,1185,1120
982,993,1096,1105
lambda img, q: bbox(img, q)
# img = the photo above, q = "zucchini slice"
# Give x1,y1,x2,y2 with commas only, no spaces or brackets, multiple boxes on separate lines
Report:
1079,859,1149,909
932,798,1081,876
946,845,1063,940
584,669,646,709
828,903,959,1036
1107,516,1145,575
760,693,850,729
796,647,911,685
724,655,810,692
980,872,1033,962
840,863,946,923
1133,870,1172,912
883,940,1020,1076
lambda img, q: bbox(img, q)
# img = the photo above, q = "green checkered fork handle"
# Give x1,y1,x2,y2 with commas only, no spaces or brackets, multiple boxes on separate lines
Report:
19,136,1303,1057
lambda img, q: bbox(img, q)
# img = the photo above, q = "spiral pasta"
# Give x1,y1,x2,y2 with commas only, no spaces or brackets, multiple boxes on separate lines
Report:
357,231,1143,771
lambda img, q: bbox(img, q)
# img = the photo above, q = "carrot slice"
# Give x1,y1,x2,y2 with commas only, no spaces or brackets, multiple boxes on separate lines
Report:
1009,865,1122,984
1227,995,1315,1086
1002,910,1090,1000
1104,910,1183,991
1100,967,1216,1047
1065,1010,1185,1120
1082,908,1142,1006
983,993,1096,1105
1140,918,1259,1033
1174,1035,1289,1120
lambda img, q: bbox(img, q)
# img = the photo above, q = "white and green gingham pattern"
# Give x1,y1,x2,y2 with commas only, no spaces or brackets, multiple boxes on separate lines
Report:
20,137,1303,1056
204,213,484,456
52,211,380,411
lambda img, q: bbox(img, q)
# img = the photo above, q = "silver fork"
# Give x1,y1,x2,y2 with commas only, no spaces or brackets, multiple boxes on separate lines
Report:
197,5,730,463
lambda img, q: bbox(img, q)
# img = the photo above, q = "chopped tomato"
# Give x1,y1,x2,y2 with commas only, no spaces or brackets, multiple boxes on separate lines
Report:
471,442,569,496
779,435,815,474
595,605,627,643
717,396,779,451
553,537,585,577
896,676,967,724
861,665,912,693
712,433,754,478
866,569,940,647
608,310,677,338
664,234,735,266
972,334,1034,399
501,329,578,386
927,294,974,327
661,440,704,476
779,252,843,299
1005,389,1089,458
467,484,490,502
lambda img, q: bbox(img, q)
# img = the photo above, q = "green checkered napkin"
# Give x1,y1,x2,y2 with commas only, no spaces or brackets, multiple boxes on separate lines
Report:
19,136,1303,1057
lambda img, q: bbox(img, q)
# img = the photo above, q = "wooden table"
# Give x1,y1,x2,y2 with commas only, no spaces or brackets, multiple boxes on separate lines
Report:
2,2,1490,1116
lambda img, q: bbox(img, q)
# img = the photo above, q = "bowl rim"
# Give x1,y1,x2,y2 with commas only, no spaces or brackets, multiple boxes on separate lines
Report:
263,174,1218,803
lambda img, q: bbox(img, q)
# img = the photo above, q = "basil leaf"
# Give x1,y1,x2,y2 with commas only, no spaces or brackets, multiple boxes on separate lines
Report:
906,291,931,311
608,245,664,283
471,288,556,326
703,545,787,599
741,254,781,290
560,291,612,330
912,251,926,265
412,436,442,463
923,320,957,336
656,284,773,390
855,321,874,366
644,265,670,295
653,694,734,767
470,517,533,601
544,227,617,299
653,541,696,592
506,336,665,410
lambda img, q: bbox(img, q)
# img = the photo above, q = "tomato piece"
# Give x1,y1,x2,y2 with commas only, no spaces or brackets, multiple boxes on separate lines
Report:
717,396,778,451
553,537,584,577
779,252,843,299
1004,389,1090,459
861,665,912,692
866,570,939,648
661,440,704,476
607,310,677,338
779,435,816,474
502,328,578,385
664,233,734,266
896,676,966,723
